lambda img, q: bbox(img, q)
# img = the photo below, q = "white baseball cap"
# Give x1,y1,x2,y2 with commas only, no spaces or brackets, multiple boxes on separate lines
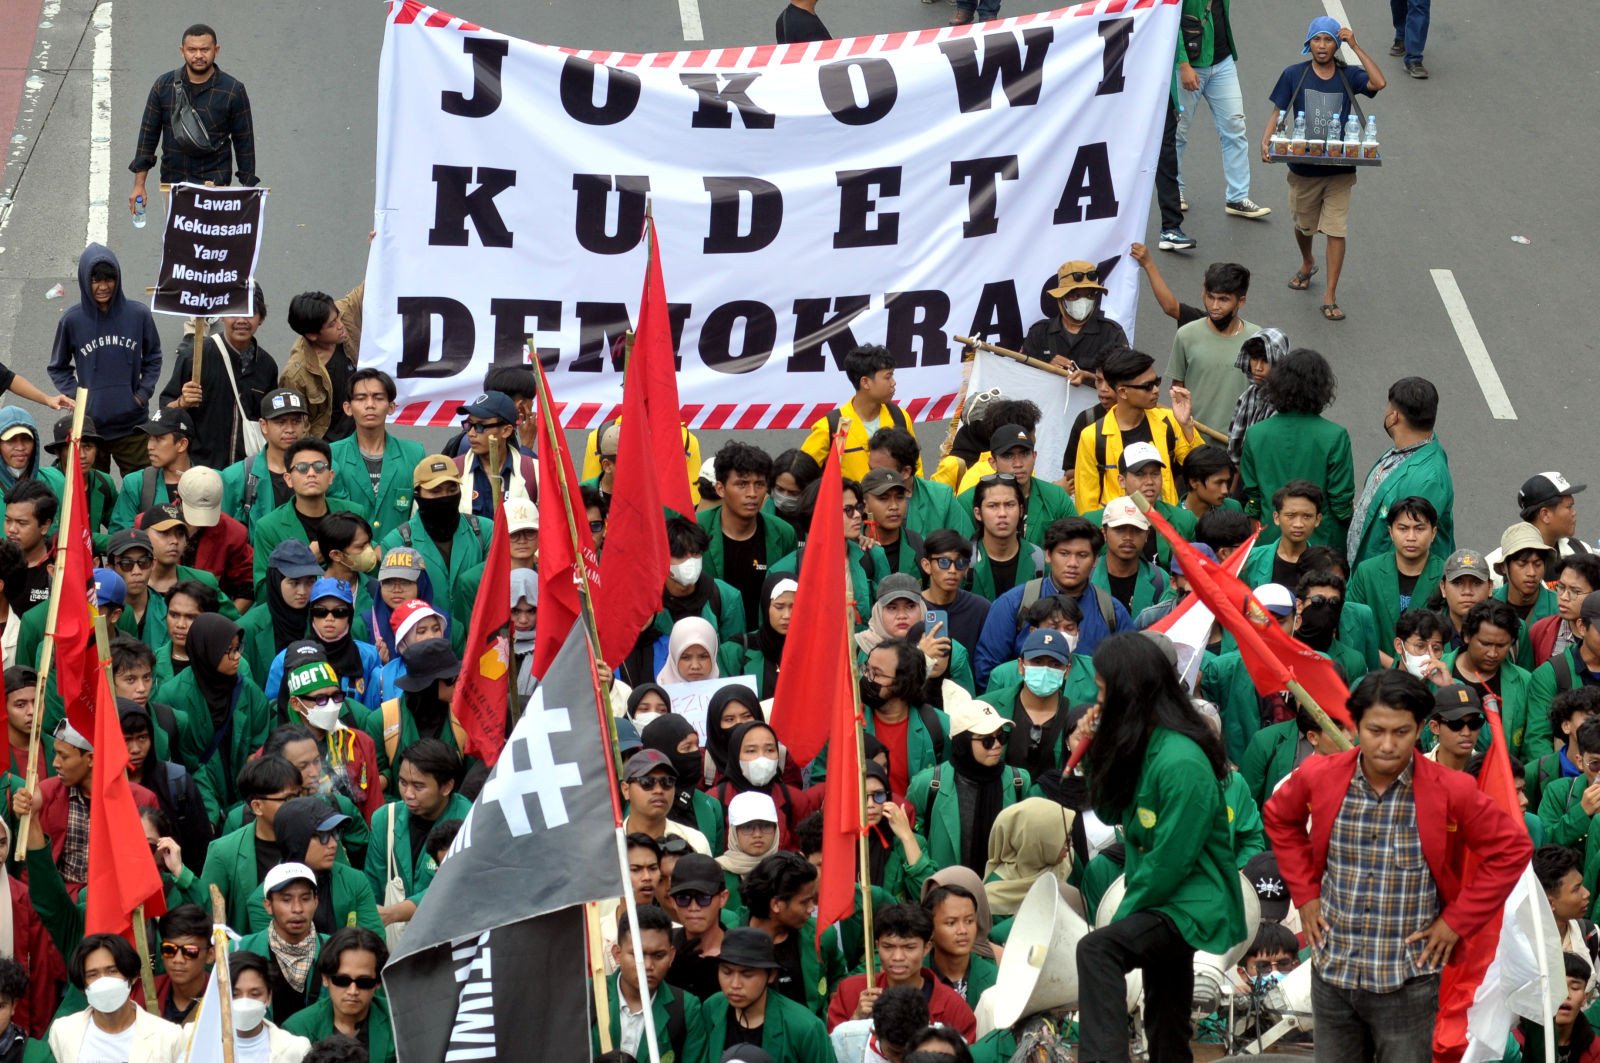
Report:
1255,583,1296,617
728,791,780,828
263,862,318,896
1119,441,1165,472
947,688,1011,737
1101,495,1150,530
177,466,224,527
504,496,538,534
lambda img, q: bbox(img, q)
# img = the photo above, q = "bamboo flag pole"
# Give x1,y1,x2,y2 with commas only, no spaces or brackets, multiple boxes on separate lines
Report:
190,317,205,385
585,901,613,1054
209,885,237,1063
15,387,89,860
836,417,877,991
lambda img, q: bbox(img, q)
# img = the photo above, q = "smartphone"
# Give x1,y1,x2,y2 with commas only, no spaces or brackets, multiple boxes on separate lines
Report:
924,608,948,637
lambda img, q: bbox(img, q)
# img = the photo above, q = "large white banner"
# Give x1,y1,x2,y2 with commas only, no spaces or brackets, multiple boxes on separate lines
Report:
365,0,1178,429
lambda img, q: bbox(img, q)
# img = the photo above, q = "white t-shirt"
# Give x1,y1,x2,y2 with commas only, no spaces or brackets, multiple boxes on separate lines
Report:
235,1026,273,1063
76,1019,135,1063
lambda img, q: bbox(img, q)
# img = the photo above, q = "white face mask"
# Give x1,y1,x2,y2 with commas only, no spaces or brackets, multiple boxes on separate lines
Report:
1063,631,1080,654
670,557,703,586
1064,296,1096,321
1402,651,1432,679
231,997,268,1032
742,756,779,786
306,704,342,732
85,976,131,1014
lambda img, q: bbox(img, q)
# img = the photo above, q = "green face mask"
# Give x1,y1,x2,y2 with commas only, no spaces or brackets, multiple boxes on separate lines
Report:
1022,664,1066,698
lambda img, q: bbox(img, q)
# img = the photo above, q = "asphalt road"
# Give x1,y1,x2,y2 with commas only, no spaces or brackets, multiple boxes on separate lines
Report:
0,0,1591,555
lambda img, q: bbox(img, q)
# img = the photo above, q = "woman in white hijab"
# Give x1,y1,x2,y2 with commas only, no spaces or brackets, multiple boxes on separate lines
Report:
656,617,722,685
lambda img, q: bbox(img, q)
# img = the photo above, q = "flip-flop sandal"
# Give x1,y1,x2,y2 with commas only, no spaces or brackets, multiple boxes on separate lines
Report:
1287,267,1319,291
1321,303,1346,321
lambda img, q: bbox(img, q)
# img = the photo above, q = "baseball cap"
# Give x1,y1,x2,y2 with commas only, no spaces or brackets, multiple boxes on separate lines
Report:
622,749,675,782
293,797,351,835
727,791,780,828
874,573,922,607
263,862,319,897
614,717,644,759
138,408,194,438
988,424,1034,456
93,567,125,606
0,422,32,443
286,659,341,700
379,547,424,582
1443,549,1491,583
1046,259,1108,299
53,719,91,753
139,502,185,533
391,599,444,644
44,413,104,454
260,388,309,421
1169,542,1217,579
1302,14,1341,53
1498,522,1553,562
505,496,538,534
1242,852,1290,922
177,467,223,527
396,638,460,690
310,577,353,605
948,691,1011,737
1255,583,1296,617
456,391,519,425
1021,627,1072,665
1101,495,1150,530
599,423,622,456
860,468,910,497
698,457,718,485
105,528,153,558
1118,441,1165,473
1519,472,1586,513
668,854,726,897
269,540,323,580
1581,591,1600,627
413,454,460,490
1432,683,1484,722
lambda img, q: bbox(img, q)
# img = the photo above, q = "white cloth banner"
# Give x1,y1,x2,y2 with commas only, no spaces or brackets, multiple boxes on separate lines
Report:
364,0,1178,428
966,348,1098,481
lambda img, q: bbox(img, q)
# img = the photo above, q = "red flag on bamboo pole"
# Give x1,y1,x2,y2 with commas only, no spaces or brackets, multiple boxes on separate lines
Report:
85,663,166,937
636,214,693,517
531,359,601,679
450,502,511,765
52,436,98,740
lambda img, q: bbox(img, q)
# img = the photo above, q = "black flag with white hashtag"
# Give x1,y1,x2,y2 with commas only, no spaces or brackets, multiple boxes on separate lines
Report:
385,622,623,1061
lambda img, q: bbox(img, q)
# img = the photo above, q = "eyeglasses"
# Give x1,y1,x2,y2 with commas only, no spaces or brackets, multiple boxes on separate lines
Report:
114,555,154,571
843,504,864,518
1254,958,1298,973
931,556,971,572
1441,715,1485,731
658,837,692,856
1060,269,1099,283
160,943,205,960
974,734,1005,749
299,692,346,708
328,974,380,991
866,790,890,805
465,420,508,434
588,520,606,535
311,607,353,620
632,775,674,792
1558,584,1589,599
289,461,331,475
673,890,716,909
1120,377,1162,392
979,473,1019,484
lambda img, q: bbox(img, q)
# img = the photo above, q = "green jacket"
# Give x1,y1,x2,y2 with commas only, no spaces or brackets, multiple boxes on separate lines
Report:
958,478,1077,549
1083,498,1196,568
981,685,1070,774
114,589,172,656
906,762,1031,872
220,791,370,871
1494,583,1561,671
237,600,299,689
812,704,951,786
965,541,1044,603
365,696,476,790
1176,0,1239,68
365,793,472,905
982,653,1098,707
1202,643,1362,763
110,465,180,530
1441,648,1540,762
695,510,797,588
1238,719,1304,809
1096,728,1246,954
701,987,830,1063
1347,551,1447,660
36,464,117,552
1538,774,1595,850
770,549,873,630
1349,438,1456,568
1341,599,1383,674
231,928,327,1011
220,451,284,532
1090,556,1170,620
244,861,383,937
160,667,273,825
591,972,709,1063
376,514,494,628
200,822,278,932
283,993,395,1063
250,497,365,590
327,432,426,543
1222,769,1266,869
1238,412,1355,550
945,951,998,1011
1528,647,1600,762
906,477,972,539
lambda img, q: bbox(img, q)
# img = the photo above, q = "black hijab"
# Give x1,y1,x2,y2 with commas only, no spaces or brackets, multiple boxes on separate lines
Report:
311,591,365,687
626,683,673,720
187,613,242,728
720,721,781,795
641,713,702,828
705,685,764,778
950,727,1008,875
863,761,894,885
274,797,340,933
755,572,793,695
265,565,310,652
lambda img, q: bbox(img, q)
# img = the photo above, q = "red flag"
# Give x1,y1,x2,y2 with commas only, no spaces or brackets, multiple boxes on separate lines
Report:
532,360,601,679
594,228,673,667
636,215,694,517
1144,506,1353,730
85,662,166,937
450,503,511,766
53,437,98,739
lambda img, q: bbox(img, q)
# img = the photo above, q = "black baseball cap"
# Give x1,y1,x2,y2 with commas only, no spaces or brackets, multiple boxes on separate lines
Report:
667,854,725,897
261,389,309,420
138,408,195,438
1432,683,1484,722
1519,472,1585,513
989,424,1034,456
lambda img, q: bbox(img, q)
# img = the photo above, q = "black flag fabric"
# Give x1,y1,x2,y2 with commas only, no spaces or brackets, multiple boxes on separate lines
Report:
385,622,624,1061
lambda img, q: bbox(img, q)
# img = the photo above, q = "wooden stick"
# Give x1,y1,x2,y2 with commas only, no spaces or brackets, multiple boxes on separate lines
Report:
157,182,271,191
835,416,876,991
190,318,205,386
1286,680,1354,752
132,904,158,1012
210,886,237,1063
586,902,612,1053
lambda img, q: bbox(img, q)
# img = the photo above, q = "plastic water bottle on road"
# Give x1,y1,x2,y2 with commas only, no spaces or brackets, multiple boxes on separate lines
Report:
132,194,146,229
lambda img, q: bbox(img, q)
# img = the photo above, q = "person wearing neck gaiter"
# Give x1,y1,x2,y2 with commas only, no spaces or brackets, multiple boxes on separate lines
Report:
640,712,725,853
164,612,272,823
906,694,1029,874
377,456,492,644
242,797,383,938
509,568,538,700
368,637,472,791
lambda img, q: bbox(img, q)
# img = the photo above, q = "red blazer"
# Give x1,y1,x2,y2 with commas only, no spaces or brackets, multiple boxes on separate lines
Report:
827,970,977,1040
6,876,65,1038
37,776,159,887
1262,748,1531,940
187,513,254,603
1529,614,1562,669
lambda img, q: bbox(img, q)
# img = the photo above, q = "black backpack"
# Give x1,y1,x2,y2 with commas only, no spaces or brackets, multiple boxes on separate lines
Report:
826,403,908,439
921,763,1024,831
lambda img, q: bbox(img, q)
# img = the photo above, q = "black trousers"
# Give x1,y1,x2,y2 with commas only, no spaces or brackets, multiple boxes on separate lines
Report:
1076,909,1195,1063
1155,99,1184,231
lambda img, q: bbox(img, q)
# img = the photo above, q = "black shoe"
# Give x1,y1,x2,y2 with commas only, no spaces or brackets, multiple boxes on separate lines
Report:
1405,60,1429,78
1389,39,1404,56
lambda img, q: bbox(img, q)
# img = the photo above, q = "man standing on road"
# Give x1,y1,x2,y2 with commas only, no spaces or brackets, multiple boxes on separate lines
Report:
1347,377,1454,568
161,282,278,470
1262,17,1386,323
776,0,829,43
1175,0,1271,222
1021,261,1129,387
128,23,257,216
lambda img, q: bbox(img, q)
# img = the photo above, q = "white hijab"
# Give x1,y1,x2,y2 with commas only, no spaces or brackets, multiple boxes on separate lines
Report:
657,617,720,685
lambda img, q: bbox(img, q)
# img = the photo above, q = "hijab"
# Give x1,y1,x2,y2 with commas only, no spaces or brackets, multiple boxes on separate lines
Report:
704,685,763,779
982,797,1076,916
187,613,242,728
509,569,538,655
274,798,339,933
950,725,1008,876
265,565,310,652
755,573,796,694
626,683,673,721
716,791,779,877
720,721,781,796
0,820,15,958
657,617,720,685
640,713,703,829
311,592,365,688
922,865,997,961
862,761,895,885
854,594,925,656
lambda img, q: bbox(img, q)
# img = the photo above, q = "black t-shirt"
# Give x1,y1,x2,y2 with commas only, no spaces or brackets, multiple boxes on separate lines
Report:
667,930,723,1004
775,5,829,43
10,563,50,617
362,451,384,493
724,1020,764,1049
881,535,905,577
266,949,314,1024
407,811,434,869
253,835,280,886
325,348,355,442
1451,657,1502,709
1208,0,1232,63
1106,570,1139,611
1063,403,1109,472
294,505,326,548
770,930,806,1006
267,471,293,511
1271,551,1305,589
1396,571,1420,612
721,529,768,633
987,549,1021,598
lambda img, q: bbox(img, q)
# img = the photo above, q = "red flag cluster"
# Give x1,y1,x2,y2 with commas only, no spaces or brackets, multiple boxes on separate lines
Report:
450,503,512,765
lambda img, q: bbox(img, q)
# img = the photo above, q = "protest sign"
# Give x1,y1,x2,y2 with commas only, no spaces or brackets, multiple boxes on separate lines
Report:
150,183,267,317
662,675,760,741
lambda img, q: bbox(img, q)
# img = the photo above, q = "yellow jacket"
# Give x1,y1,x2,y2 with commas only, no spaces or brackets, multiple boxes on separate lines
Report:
801,401,918,482
1072,407,1198,511
581,418,703,502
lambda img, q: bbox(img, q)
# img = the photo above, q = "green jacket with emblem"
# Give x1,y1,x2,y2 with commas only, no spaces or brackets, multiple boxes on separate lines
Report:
364,792,472,905
591,972,709,1063
327,432,427,543
701,985,830,1063
1347,551,1447,664
905,762,1031,872
283,993,395,1063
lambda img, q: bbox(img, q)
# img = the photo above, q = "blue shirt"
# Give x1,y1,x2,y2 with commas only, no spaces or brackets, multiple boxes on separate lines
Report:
972,578,1132,689
1268,61,1376,177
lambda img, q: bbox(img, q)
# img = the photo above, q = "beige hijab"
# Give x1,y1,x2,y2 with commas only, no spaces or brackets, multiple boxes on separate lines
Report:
982,798,1076,916
922,865,997,961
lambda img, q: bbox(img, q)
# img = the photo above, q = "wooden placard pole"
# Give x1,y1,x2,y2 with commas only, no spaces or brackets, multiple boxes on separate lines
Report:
586,901,612,1053
191,318,205,385
131,905,158,1012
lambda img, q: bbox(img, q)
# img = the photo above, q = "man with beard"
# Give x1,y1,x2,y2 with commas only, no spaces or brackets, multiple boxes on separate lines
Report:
1169,262,1260,438
128,23,256,206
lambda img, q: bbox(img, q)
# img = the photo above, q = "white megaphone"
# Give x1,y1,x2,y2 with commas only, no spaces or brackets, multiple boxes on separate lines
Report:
989,875,1090,1030
1093,871,1261,1015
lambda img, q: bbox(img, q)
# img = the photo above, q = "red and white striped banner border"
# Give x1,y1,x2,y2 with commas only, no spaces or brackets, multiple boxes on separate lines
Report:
392,393,962,431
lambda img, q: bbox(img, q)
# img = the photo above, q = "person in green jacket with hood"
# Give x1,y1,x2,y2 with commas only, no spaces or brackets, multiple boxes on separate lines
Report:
1347,377,1455,568
282,926,394,1063
699,927,830,1063
199,755,305,932
241,797,382,937
1347,495,1447,668
1239,348,1354,550
1072,632,1246,1062
364,738,470,926
906,698,1030,874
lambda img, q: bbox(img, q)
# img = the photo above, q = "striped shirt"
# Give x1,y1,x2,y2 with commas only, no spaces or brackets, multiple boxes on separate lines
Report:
1314,759,1441,991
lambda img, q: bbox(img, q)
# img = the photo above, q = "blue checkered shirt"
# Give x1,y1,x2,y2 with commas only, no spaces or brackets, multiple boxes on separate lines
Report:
1314,759,1442,991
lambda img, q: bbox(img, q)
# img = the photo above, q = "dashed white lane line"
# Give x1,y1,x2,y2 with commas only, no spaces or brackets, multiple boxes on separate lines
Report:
678,0,703,41
1431,268,1516,421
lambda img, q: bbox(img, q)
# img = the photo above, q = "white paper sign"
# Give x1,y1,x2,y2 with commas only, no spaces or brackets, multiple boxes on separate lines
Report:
662,675,760,741
966,347,1100,481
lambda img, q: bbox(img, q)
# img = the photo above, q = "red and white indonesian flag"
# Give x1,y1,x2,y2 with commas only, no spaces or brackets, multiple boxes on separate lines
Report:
1151,531,1256,691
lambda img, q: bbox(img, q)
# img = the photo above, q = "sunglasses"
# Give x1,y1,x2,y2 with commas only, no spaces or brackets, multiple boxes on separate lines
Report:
1304,595,1343,608
589,520,606,535
114,555,154,571
299,692,346,708
1060,269,1099,283
465,419,508,433
311,607,353,620
632,775,674,792
328,974,381,991
843,504,864,518
1120,377,1162,392
289,461,332,475
1441,715,1485,731
312,829,341,846
974,734,1005,750
160,943,205,960
979,473,1020,484
673,890,716,909
659,837,692,856
930,556,971,572
866,790,890,805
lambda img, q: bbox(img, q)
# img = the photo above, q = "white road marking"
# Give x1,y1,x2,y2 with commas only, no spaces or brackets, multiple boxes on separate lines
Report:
86,1,112,248
1430,268,1516,421
678,0,703,41
1319,0,1359,64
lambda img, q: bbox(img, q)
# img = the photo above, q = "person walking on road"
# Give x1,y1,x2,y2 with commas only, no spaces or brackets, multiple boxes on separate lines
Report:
1389,0,1432,79
1175,0,1271,222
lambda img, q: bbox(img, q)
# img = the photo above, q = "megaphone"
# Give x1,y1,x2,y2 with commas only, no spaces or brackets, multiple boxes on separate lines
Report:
1093,871,1261,1015
990,874,1090,1029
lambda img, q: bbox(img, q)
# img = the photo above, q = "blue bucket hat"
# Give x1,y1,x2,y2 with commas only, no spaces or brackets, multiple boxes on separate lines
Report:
1303,15,1341,53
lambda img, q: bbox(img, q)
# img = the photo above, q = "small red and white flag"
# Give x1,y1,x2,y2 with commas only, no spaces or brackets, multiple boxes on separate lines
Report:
1150,531,1257,691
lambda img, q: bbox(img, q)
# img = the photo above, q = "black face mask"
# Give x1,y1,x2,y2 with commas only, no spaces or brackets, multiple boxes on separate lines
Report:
1297,602,1341,651
668,750,702,783
859,675,889,710
417,494,461,542
1210,308,1236,331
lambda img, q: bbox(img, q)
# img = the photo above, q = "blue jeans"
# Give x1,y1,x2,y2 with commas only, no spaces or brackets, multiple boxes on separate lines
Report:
1311,967,1438,1063
1174,55,1252,204
1390,0,1431,62
956,0,1002,16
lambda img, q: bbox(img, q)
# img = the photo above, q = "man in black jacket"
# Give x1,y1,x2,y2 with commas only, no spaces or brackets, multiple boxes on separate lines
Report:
161,283,278,470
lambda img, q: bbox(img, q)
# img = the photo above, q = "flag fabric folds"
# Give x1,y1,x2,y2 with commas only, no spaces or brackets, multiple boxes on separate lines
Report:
182,931,233,1063
636,214,694,518
1151,531,1258,691
386,622,624,1062
52,437,98,740
85,658,166,937
451,502,512,766
531,362,601,679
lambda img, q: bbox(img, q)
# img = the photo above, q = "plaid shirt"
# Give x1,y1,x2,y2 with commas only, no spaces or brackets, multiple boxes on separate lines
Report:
60,786,91,884
1314,759,1441,991
1347,437,1429,562
129,66,257,185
